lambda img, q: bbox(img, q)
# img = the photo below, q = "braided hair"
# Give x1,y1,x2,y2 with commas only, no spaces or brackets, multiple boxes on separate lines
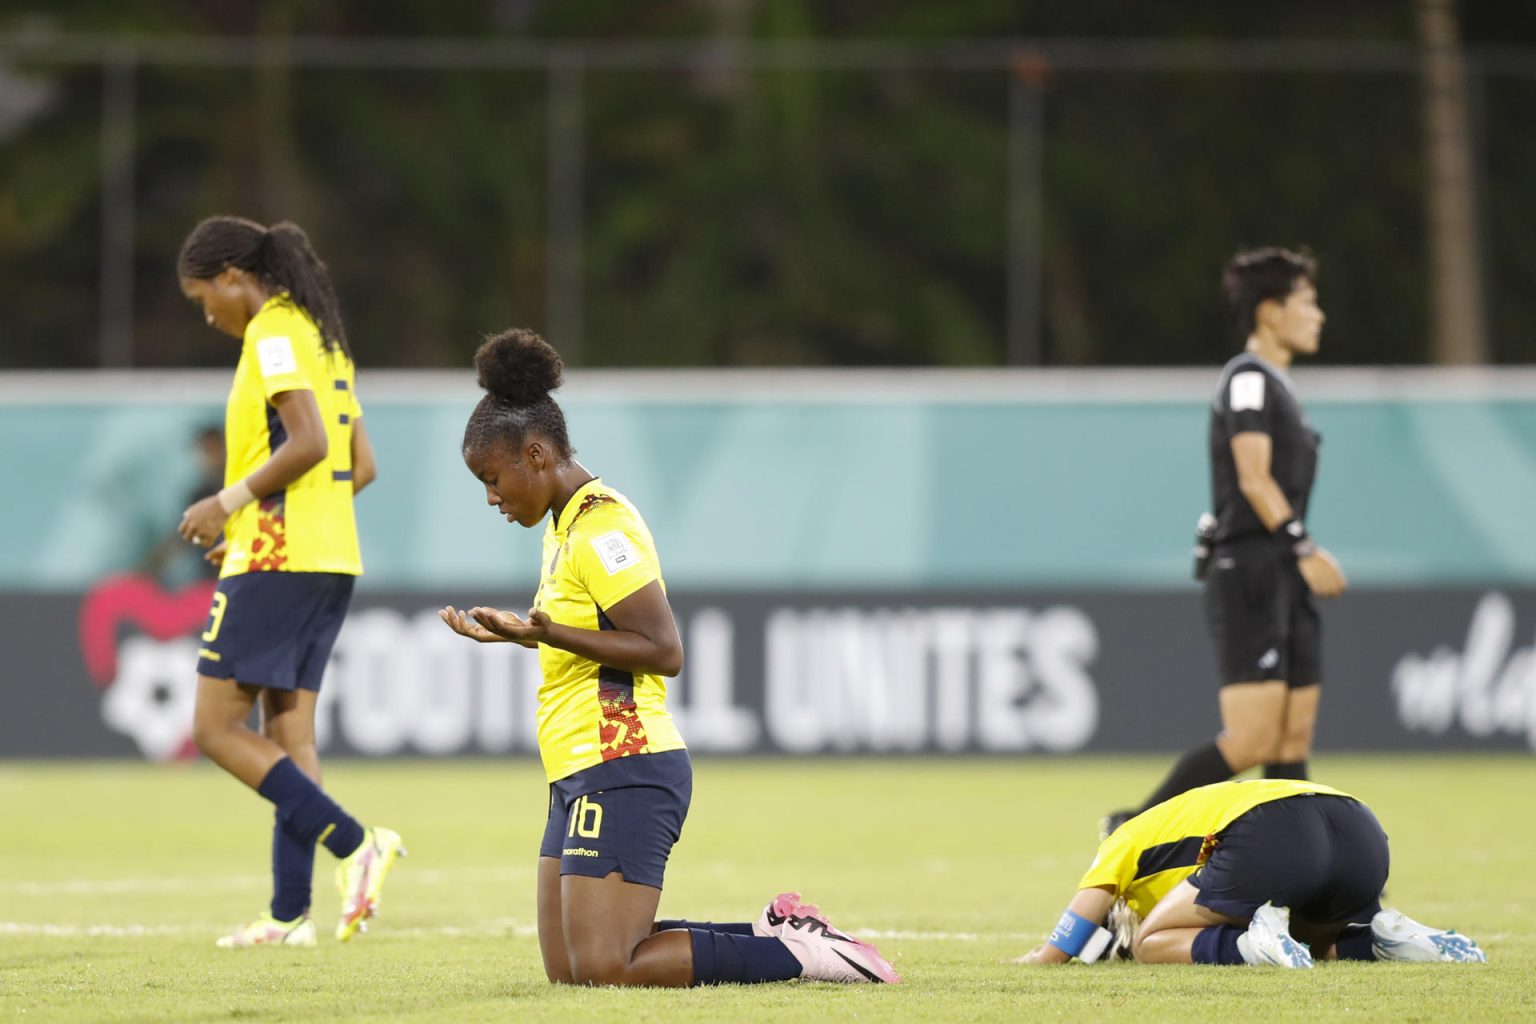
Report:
463,329,574,461
177,216,351,358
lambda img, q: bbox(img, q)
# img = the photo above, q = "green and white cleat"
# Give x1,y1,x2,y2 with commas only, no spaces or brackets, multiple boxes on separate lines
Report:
216,912,317,948
335,826,407,942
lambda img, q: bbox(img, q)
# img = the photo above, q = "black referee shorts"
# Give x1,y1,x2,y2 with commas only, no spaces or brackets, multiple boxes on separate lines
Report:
1190,794,1388,927
1203,537,1320,687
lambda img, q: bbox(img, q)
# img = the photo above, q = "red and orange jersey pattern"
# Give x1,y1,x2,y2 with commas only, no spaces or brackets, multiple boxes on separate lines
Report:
245,496,289,571
598,680,651,760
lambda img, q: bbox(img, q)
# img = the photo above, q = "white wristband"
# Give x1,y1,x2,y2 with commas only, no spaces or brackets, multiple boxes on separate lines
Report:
216,478,257,515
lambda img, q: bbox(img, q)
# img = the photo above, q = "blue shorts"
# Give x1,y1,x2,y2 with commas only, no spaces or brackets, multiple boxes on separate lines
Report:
1190,794,1388,927
195,572,355,691
538,749,692,890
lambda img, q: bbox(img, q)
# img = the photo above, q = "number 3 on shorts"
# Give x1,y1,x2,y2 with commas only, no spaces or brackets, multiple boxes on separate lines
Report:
202,592,229,643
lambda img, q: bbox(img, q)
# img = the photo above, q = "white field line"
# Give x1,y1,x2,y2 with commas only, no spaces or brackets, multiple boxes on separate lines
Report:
3,866,531,897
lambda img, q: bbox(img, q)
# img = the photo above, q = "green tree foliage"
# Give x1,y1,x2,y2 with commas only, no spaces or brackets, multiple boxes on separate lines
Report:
0,1,1531,367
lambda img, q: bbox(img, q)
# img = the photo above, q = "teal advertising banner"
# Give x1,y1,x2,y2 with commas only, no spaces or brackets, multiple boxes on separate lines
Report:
4,367,1536,592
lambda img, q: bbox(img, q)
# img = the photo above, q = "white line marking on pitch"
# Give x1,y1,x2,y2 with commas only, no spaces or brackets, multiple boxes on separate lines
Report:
3,867,531,897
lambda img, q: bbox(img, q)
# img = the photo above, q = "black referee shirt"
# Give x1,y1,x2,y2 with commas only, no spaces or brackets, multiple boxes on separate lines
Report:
1208,352,1320,545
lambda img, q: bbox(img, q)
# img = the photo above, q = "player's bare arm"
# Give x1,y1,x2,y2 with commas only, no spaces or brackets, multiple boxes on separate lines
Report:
1230,432,1346,598
179,388,328,546
463,580,683,676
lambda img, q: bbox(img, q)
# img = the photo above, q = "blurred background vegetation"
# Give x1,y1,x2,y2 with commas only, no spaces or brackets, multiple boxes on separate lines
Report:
1,0,1534,369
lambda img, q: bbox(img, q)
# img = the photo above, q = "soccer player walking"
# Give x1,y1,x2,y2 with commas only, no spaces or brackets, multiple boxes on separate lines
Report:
438,328,898,986
1107,248,1347,833
177,216,403,947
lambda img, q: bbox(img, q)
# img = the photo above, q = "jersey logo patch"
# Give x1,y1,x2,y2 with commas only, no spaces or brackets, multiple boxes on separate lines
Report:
591,530,640,575
256,336,298,378
1230,371,1266,412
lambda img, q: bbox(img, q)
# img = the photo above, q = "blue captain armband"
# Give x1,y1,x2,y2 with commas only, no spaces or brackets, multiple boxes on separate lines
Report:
1047,909,1114,963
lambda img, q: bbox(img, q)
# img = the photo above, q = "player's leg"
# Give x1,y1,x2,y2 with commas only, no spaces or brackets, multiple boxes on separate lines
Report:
191,675,282,786
562,870,692,985
262,687,321,927
1265,590,1321,779
1134,881,1244,963
1266,683,1319,779
537,856,576,983
1214,680,1288,772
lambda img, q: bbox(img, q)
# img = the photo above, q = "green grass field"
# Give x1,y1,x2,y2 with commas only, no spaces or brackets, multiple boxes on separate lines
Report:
3,755,1531,1023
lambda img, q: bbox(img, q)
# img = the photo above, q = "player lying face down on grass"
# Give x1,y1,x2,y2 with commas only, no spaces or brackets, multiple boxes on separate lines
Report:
176,216,401,949
1021,779,1486,968
436,329,899,987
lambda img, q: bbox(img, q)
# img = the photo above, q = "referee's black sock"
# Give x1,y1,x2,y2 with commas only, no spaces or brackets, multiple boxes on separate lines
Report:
1139,742,1234,812
1263,760,1309,780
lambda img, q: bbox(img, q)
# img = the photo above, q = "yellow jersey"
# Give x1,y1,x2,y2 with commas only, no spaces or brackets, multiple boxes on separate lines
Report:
1078,779,1353,920
220,294,363,578
533,478,687,782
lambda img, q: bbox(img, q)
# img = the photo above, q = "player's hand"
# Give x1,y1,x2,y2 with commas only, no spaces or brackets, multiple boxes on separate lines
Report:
178,495,229,547
204,540,228,568
1012,944,1069,965
439,605,520,645
470,606,550,647
1298,547,1347,598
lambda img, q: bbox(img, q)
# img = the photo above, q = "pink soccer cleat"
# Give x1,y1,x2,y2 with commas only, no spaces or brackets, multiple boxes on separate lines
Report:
754,891,901,984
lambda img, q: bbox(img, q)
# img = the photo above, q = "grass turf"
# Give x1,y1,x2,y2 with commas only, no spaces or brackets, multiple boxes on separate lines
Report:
2,755,1531,1023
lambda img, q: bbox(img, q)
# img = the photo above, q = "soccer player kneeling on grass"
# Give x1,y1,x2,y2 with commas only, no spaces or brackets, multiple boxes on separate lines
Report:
1020,779,1487,968
437,329,899,987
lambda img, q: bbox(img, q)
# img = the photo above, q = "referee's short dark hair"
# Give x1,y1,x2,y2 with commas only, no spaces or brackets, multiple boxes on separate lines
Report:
1222,247,1317,338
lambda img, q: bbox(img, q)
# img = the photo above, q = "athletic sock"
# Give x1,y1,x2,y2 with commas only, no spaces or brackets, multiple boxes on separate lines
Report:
270,813,315,921
1139,742,1234,812
1333,923,1377,961
1192,924,1248,965
656,919,754,935
1263,760,1309,780
256,757,365,859
688,929,802,985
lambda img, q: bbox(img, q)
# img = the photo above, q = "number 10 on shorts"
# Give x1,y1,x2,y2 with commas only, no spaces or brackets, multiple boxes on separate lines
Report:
567,795,602,839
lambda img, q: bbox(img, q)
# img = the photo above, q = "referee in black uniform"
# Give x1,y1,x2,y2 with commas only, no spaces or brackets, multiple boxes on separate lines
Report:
1106,248,1346,833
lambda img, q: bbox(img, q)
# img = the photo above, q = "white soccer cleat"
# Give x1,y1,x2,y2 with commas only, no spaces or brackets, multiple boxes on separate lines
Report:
215,912,317,948
754,891,901,983
1371,909,1487,963
335,826,407,942
1237,902,1314,968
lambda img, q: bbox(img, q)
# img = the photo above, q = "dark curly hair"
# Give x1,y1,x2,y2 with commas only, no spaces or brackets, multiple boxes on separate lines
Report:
463,328,574,460
177,215,351,358
1222,247,1317,339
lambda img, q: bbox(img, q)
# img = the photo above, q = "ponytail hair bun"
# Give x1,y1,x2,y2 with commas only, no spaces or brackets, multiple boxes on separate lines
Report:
474,329,564,406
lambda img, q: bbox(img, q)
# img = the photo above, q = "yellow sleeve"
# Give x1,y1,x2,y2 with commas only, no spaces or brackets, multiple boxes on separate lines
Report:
245,309,316,401
569,507,660,611
1076,832,1137,895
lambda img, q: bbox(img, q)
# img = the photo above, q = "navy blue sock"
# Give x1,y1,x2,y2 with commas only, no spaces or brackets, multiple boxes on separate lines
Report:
1191,925,1248,965
688,929,802,985
1333,924,1377,961
270,813,315,922
1263,760,1309,780
256,758,365,859
657,919,754,935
